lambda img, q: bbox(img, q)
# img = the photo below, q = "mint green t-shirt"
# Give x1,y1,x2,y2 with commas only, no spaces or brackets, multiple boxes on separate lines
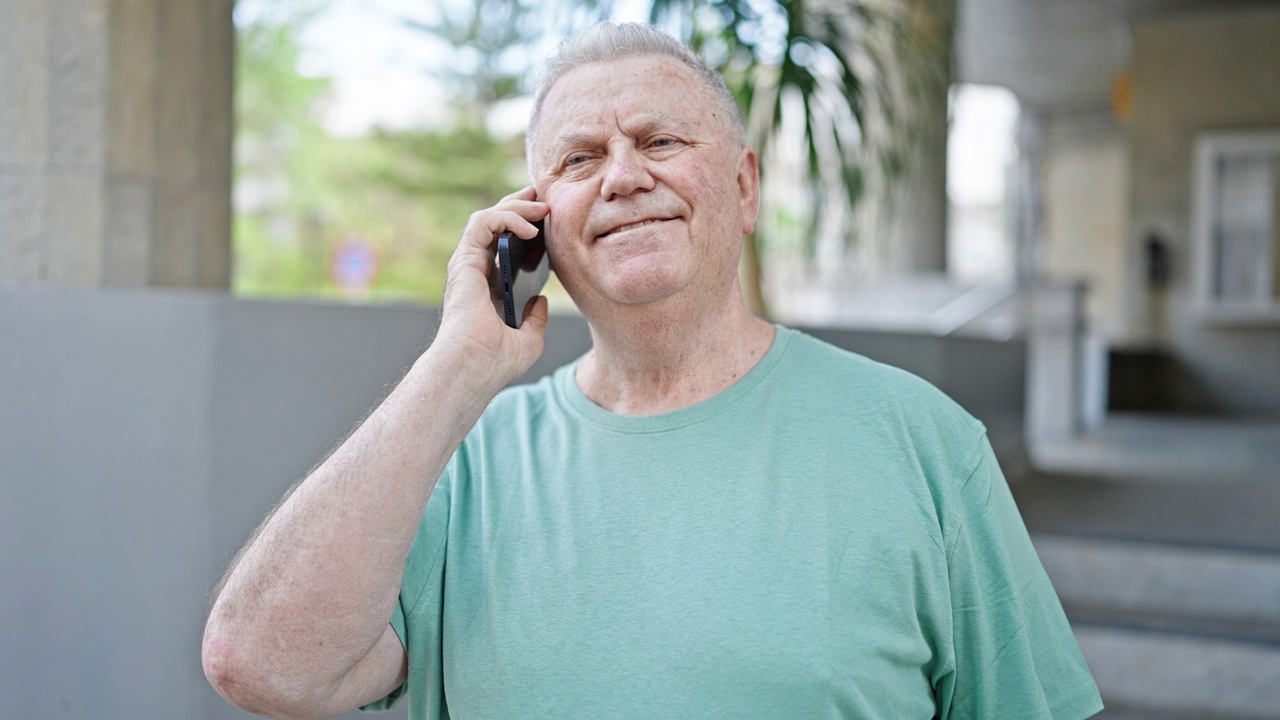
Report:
365,326,1101,719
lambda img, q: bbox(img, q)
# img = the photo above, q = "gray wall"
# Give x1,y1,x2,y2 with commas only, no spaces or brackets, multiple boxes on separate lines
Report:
0,289,1024,720
1,290,427,720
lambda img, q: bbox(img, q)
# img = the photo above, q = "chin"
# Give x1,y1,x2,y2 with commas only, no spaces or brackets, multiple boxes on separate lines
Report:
601,269,690,306
606,281,682,306
590,252,690,305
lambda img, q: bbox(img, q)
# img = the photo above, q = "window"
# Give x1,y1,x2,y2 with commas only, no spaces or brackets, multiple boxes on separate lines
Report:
1193,131,1280,323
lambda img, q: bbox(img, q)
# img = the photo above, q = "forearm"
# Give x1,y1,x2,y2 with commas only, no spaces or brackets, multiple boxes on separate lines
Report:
203,340,502,711
203,186,550,717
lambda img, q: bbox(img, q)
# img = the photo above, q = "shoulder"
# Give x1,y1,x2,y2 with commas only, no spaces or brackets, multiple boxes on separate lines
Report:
768,327,991,516
776,327,986,444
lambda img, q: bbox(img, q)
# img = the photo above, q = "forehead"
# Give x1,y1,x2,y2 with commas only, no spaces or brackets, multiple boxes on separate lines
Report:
534,55,722,148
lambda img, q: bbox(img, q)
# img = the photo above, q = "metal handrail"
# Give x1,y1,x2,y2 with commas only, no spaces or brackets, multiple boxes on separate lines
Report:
926,277,1019,336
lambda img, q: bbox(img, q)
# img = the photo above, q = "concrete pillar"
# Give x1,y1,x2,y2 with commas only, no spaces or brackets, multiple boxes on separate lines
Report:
884,0,953,274
0,0,233,289
841,0,954,277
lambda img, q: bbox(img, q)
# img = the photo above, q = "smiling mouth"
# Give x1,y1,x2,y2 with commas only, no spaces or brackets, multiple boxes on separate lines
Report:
597,218,671,239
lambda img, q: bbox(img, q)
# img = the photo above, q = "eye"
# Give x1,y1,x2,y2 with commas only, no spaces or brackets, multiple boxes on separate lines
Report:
649,137,678,148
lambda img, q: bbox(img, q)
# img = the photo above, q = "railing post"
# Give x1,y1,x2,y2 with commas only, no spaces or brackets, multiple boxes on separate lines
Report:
1025,280,1089,443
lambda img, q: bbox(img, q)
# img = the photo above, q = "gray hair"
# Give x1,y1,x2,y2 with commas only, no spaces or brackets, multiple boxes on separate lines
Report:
527,22,745,157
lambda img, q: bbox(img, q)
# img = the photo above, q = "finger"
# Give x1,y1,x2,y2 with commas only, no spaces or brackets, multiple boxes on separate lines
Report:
499,185,538,203
487,200,550,235
519,296,550,337
475,204,550,237
459,210,539,253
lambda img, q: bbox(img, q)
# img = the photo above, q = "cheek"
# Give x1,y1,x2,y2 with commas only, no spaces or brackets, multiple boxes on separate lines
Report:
544,232,576,279
541,197,577,261
688,164,743,244
543,222,590,294
691,157,740,213
543,185,589,235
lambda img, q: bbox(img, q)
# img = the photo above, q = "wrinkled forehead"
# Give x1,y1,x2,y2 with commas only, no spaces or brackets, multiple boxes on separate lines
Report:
526,56,721,171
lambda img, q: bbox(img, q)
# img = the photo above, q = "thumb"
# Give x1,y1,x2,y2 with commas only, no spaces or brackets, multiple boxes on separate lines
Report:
519,296,550,337
510,296,549,373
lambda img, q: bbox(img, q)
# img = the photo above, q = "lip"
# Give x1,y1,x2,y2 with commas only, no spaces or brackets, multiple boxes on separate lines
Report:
595,217,675,240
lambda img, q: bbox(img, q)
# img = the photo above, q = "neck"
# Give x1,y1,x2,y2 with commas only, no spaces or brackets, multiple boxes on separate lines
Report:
575,287,775,416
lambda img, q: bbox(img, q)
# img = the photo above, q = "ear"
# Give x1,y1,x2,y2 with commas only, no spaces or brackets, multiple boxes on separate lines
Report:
736,146,761,236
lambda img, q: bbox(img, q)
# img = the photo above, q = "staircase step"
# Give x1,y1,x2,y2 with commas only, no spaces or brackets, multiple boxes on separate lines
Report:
1073,625,1280,719
1033,533,1280,635
1029,415,1280,483
1064,602,1280,648
1013,472,1280,552
1093,700,1280,720
1016,415,1280,717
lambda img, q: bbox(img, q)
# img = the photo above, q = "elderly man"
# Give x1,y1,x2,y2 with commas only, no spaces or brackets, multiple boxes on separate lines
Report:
203,22,1102,720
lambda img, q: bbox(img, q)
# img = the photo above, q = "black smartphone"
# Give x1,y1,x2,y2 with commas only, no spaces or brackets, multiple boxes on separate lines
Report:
489,220,550,328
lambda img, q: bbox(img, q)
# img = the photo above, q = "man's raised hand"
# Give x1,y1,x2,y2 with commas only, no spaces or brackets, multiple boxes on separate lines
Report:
437,186,551,389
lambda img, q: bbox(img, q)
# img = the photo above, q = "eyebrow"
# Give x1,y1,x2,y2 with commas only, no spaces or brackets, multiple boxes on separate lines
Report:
627,111,695,137
548,111,695,157
549,130,600,157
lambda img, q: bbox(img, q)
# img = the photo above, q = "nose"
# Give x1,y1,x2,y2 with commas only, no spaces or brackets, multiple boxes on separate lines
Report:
599,145,655,200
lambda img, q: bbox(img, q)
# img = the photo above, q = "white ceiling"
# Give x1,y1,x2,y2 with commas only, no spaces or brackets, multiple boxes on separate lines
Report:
954,0,1278,110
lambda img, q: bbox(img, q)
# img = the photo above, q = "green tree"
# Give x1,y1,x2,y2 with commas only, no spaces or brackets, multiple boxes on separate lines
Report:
366,0,534,244
233,1,334,296
233,1,521,303
399,0,534,125
358,0,537,297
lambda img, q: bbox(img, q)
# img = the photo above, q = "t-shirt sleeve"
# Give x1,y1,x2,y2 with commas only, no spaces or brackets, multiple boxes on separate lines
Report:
359,601,409,711
935,437,1104,720
359,460,455,714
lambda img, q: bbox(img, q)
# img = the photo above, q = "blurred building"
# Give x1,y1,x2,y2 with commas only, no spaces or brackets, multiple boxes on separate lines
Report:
961,0,1280,421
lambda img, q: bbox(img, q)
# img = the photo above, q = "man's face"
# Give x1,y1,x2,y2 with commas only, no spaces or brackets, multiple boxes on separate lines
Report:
529,55,759,315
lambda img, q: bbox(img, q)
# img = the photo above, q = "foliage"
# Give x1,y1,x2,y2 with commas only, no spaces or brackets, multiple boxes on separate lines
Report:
652,0,877,246
397,0,535,123
232,2,525,304
232,2,335,298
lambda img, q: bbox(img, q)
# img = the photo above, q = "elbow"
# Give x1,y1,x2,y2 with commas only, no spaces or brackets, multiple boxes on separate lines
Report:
202,623,338,720
202,628,273,716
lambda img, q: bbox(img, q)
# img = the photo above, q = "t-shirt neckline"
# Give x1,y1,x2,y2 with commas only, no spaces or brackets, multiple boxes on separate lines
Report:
556,324,794,434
